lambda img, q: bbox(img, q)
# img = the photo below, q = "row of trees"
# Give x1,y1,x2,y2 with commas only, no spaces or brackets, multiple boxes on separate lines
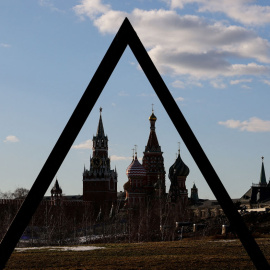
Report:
0,187,29,200
0,187,232,247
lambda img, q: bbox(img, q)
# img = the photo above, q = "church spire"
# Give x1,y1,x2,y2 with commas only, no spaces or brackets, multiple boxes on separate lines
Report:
259,156,267,185
145,106,160,152
96,107,105,137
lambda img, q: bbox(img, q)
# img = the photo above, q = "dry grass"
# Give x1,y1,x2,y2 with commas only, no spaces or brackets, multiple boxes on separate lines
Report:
5,238,270,269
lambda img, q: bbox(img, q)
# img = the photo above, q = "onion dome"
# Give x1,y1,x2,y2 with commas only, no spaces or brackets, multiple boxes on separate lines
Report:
51,179,62,195
149,112,157,121
169,151,189,180
126,154,147,177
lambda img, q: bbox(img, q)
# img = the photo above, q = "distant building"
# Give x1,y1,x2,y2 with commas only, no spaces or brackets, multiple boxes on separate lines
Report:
189,157,270,219
50,179,62,206
248,157,270,203
190,183,199,204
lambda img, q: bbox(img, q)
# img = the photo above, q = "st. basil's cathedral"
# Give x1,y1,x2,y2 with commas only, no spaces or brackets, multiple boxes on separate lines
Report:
81,107,190,221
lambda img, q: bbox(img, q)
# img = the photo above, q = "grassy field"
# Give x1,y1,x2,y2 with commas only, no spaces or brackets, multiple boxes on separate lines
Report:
5,238,270,269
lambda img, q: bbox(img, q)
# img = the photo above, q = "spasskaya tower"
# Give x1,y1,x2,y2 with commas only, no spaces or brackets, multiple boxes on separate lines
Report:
83,108,117,210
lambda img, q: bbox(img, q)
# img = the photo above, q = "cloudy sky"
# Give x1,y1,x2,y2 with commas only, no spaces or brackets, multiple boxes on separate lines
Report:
1,0,270,199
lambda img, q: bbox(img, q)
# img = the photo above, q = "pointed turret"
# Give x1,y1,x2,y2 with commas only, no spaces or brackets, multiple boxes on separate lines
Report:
145,108,160,152
51,179,62,206
260,157,267,185
191,183,199,203
51,179,62,195
96,107,105,138
91,107,108,157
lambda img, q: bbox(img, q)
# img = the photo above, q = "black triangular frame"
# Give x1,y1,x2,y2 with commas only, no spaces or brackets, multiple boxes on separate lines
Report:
0,18,269,269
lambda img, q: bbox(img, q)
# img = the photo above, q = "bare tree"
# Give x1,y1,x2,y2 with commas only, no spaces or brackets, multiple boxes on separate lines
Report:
12,188,29,199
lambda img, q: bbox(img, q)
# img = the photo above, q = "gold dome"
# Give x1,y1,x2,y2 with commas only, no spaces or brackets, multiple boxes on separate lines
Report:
149,112,157,121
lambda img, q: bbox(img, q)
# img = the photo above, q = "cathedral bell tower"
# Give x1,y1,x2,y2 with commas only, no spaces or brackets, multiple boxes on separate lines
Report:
83,108,117,211
142,107,166,195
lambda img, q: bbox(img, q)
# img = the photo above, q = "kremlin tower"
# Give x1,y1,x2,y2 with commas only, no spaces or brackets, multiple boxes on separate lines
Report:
83,108,117,212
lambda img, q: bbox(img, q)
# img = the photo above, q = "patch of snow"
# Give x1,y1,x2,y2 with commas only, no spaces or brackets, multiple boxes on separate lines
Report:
15,246,104,252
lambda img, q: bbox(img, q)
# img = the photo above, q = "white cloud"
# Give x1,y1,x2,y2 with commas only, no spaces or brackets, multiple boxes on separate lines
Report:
73,1,270,79
137,93,156,97
0,43,11,48
72,139,92,149
169,0,270,26
229,63,269,76
262,80,270,86
73,0,111,20
175,96,184,102
111,102,116,106
230,78,252,85
172,79,202,88
172,80,185,88
39,0,63,12
218,117,270,132
211,81,226,89
240,85,251,89
118,91,129,96
190,81,203,87
4,135,19,143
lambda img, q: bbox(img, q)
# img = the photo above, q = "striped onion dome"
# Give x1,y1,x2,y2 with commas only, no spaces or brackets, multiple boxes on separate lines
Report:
126,155,147,177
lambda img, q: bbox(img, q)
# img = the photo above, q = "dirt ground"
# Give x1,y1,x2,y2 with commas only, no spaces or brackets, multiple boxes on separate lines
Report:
5,237,270,269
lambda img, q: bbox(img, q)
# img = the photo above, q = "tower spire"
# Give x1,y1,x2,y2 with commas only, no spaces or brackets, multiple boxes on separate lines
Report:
96,107,105,137
145,107,160,151
259,156,267,185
